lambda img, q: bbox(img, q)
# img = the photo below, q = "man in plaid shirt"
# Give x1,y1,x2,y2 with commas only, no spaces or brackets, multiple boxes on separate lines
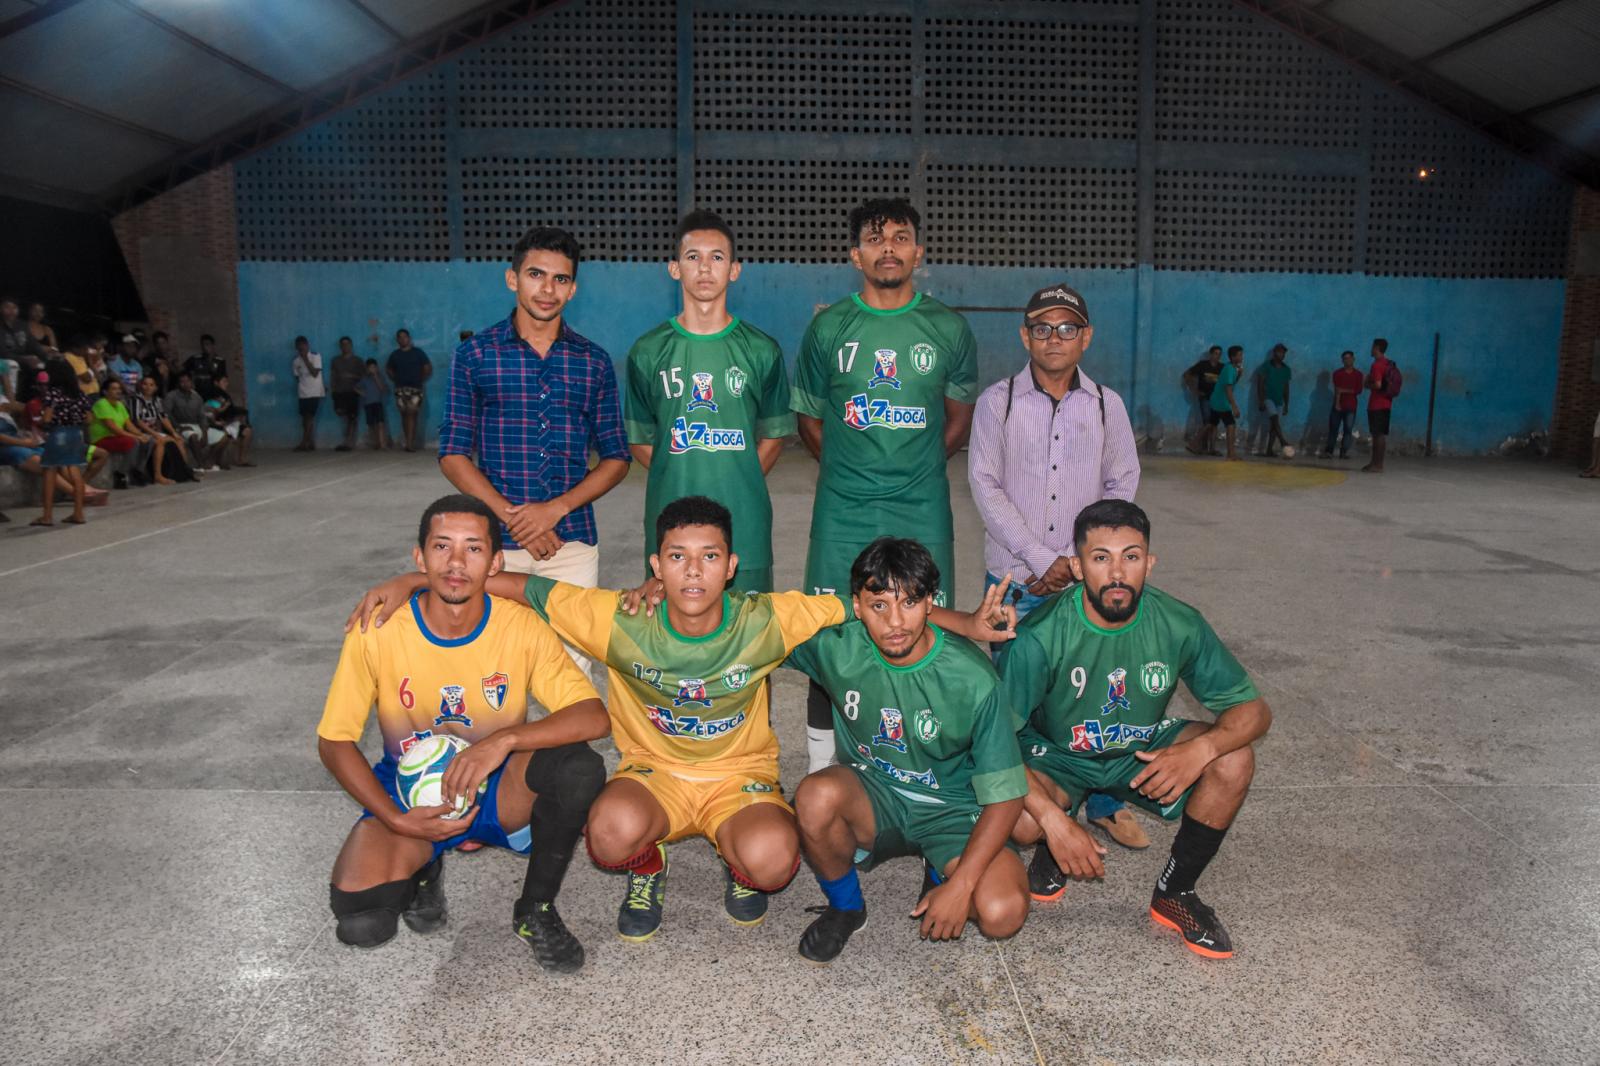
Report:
439,226,631,677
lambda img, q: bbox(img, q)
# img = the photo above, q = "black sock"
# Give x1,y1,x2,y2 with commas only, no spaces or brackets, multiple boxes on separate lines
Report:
517,743,604,912
806,680,834,730
1156,814,1228,896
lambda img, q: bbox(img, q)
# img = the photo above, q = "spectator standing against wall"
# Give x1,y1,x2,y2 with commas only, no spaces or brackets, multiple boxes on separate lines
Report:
1320,350,1362,459
1363,338,1398,474
386,328,431,452
185,335,227,398
329,336,366,452
291,335,324,452
968,282,1149,850
1183,346,1224,456
1258,344,1292,458
438,225,631,675
1208,345,1245,461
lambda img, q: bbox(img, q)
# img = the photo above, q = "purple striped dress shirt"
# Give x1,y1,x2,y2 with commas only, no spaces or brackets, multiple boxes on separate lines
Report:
967,364,1140,583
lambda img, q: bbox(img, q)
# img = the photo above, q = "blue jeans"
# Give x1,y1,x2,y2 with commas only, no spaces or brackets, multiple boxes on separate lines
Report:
984,572,1124,822
1324,407,1355,456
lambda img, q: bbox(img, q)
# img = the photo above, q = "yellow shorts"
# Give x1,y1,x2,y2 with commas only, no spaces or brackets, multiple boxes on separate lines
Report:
613,756,792,846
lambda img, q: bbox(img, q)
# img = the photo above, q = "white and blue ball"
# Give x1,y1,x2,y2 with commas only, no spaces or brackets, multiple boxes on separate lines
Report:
395,734,486,820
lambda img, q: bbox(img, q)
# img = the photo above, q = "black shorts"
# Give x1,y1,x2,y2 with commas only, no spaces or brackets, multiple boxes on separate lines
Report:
364,403,384,427
298,397,322,418
1206,408,1236,428
1368,409,1391,436
332,391,360,419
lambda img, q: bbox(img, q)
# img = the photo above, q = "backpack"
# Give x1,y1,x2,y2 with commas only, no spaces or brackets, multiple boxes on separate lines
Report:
1382,361,1402,399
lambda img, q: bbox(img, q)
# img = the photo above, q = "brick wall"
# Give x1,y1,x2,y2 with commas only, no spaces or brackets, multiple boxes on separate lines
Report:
1553,184,1600,462
111,166,248,403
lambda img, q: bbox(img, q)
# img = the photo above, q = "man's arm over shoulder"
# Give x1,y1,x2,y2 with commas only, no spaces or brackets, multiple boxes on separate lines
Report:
769,589,855,653
521,574,620,661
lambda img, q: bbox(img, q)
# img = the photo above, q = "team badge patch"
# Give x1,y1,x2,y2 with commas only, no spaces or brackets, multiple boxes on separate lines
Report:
1140,661,1171,697
481,672,509,711
672,678,712,707
867,349,902,390
872,707,908,753
914,708,941,743
434,684,472,728
910,342,936,374
721,663,751,691
399,730,434,755
1029,742,1047,758
686,371,717,412
1100,667,1131,717
725,365,747,397
740,781,774,793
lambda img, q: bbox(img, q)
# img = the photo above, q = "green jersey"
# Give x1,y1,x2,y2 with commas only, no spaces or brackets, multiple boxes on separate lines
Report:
625,318,795,569
792,292,979,544
999,585,1258,759
787,622,1026,806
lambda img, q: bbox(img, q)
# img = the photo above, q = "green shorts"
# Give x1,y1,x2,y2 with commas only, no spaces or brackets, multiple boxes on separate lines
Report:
849,764,981,874
1020,720,1196,820
805,539,954,608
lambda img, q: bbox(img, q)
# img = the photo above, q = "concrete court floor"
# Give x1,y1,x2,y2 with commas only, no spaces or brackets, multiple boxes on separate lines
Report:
2,446,1598,1066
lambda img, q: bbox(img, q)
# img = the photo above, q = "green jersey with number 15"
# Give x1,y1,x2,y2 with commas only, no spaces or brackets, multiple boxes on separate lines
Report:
792,292,979,545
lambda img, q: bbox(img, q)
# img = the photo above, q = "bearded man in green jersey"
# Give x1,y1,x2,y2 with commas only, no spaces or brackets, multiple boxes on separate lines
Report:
789,538,1029,964
625,212,794,592
793,198,981,777
999,500,1271,960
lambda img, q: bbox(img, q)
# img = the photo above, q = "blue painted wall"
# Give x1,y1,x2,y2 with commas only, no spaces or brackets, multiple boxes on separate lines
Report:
238,261,1563,453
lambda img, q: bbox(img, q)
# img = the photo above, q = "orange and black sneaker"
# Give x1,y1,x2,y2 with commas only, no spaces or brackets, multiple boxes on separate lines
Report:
1027,847,1067,903
1150,890,1233,958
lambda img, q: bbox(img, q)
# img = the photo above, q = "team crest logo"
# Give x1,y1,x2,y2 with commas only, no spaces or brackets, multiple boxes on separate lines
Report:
672,678,712,707
1140,661,1171,697
725,366,747,397
910,342,936,374
668,416,746,454
434,684,472,727
721,663,751,691
740,781,774,793
867,349,902,390
914,708,940,743
1100,668,1131,717
399,730,434,755
481,672,509,711
842,393,928,431
872,707,907,753
686,371,717,412
1029,743,1047,757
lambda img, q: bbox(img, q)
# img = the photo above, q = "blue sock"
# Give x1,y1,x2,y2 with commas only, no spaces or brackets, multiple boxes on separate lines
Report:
817,868,863,912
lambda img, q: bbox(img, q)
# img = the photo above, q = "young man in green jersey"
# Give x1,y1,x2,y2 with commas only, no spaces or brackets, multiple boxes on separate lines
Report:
625,212,794,592
789,538,1029,964
792,198,981,777
999,499,1271,959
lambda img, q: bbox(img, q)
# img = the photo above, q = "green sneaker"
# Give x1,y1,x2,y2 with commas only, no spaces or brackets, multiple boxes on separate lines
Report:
724,866,769,926
617,844,668,942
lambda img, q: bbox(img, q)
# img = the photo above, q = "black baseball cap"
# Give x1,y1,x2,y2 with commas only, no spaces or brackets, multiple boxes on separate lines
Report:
1024,283,1089,325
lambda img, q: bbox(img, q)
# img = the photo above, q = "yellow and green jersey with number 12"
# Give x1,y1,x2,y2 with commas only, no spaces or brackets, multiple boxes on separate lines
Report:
523,576,852,773
624,318,795,570
792,292,979,544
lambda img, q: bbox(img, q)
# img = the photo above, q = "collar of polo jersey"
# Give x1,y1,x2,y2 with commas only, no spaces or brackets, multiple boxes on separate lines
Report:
411,590,492,647
670,317,740,340
1072,584,1145,635
851,291,923,317
869,621,944,673
661,591,733,644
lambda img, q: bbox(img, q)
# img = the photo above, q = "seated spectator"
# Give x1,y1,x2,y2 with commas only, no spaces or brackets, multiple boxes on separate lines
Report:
165,371,211,463
357,357,391,450
147,353,177,396
206,373,255,468
0,399,45,523
73,337,109,395
1,296,50,394
329,335,364,452
35,357,92,526
130,374,195,484
27,302,59,352
184,334,228,398
108,335,144,395
89,377,154,489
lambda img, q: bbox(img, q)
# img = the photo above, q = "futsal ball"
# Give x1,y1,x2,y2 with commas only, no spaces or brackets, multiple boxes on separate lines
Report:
395,734,485,819
1281,445,1296,459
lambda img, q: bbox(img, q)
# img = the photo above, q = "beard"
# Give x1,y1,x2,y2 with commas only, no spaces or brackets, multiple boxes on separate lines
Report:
435,587,475,606
1085,580,1140,623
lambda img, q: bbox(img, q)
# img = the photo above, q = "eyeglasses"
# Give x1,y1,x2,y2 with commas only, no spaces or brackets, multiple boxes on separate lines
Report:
1027,322,1084,342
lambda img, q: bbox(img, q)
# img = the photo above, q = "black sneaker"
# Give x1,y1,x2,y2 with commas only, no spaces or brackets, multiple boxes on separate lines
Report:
402,857,446,934
798,904,868,964
724,866,768,926
1150,889,1233,958
514,901,585,973
617,844,667,942
1028,847,1067,902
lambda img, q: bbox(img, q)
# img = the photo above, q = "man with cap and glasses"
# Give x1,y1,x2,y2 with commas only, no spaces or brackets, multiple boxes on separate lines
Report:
968,283,1147,850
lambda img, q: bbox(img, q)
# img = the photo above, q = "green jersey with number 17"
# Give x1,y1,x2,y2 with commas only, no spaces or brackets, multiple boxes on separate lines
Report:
792,292,979,544
625,318,795,567
787,622,1026,806
998,585,1258,759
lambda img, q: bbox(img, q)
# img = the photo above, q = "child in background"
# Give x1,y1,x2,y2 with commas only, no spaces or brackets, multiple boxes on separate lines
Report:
358,357,391,450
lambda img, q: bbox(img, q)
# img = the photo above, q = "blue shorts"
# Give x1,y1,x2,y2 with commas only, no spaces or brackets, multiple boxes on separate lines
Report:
0,443,42,467
360,755,530,863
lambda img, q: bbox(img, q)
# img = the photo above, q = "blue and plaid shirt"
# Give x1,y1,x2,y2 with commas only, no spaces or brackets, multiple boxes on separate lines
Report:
438,312,630,548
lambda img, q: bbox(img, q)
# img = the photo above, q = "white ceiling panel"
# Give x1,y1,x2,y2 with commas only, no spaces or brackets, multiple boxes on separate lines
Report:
363,0,492,38
1430,10,1600,114
0,86,173,195
1320,0,1477,59
1533,96,1600,155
